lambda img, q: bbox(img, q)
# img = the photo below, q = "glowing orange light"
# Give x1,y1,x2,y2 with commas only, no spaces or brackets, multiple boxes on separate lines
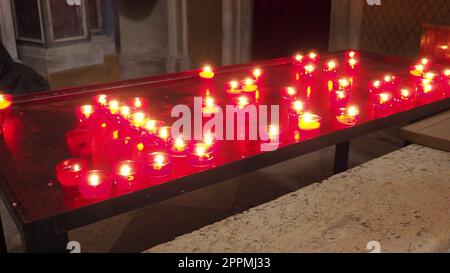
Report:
379,93,392,104
294,54,304,63
131,112,146,127
421,58,429,66
348,58,357,68
335,90,347,100
336,106,360,126
108,100,120,114
327,60,337,71
199,65,215,79
120,105,131,118
204,131,214,146
298,112,321,131
80,105,94,118
242,78,258,92
252,68,262,79
373,80,381,88
133,97,144,109
73,164,81,172
424,72,436,81
0,94,13,110
88,174,101,186
286,87,296,96
444,69,450,77
152,152,168,170
173,136,187,152
400,89,411,99
423,84,433,94
268,125,279,141
292,100,304,114
339,78,350,89
384,75,395,83
96,94,108,106
308,52,318,61
159,126,171,141
119,164,132,177
304,64,315,74
348,51,356,58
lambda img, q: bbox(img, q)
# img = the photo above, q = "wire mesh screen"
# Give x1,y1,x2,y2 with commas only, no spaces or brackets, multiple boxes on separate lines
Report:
360,0,450,59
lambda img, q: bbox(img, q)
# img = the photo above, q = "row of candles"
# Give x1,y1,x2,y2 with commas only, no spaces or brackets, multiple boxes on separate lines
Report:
55,51,449,201
58,94,217,200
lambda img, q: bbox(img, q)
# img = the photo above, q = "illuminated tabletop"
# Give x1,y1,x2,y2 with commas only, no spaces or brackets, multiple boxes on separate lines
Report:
0,51,449,252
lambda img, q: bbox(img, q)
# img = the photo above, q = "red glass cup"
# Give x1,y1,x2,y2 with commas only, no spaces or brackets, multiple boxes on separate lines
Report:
56,159,88,188
189,143,215,167
112,160,141,191
66,129,92,158
142,152,172,178
79,170,113,200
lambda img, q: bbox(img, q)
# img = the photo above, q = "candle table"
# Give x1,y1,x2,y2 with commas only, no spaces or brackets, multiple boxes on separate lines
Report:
0,51,449,253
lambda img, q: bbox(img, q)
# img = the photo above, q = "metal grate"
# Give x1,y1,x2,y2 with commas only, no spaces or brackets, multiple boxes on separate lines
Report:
360,0,450,59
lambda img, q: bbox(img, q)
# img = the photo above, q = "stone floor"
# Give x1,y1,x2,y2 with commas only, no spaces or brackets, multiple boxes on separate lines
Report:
149,145,450,253
0,127,404,252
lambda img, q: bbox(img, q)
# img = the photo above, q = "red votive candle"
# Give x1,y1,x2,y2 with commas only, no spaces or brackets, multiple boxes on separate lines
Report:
143,152,172,177
129,97,149,111
56,159,88,188
281,86,297,101
199,65,215,79
92,94,109,109
112,160,140,191
241,78,258,92
189,143,215,166
66,129,92,157
225,80,241,95
336,106,360,126
298,112,322,131
79,170,113,200
75,104,95,127
169,135,190,157
292,53,304,66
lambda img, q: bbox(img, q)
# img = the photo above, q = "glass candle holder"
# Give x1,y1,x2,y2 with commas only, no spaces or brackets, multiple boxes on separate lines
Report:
252,68,263,81
66,129,92,157
280,86,297,101
79,170,113,200
56,159,88,188
143,152,172,177
288,100,304,121
129,97,149,112
107,138,134,166
75,105,95,127
199,65,215,79
225,80,241,95
129,112,147,128
112,160,140,191
168,135,190,157
202,96,220,115
298,112,322,131
336,106,360,126
241,78,258,92
189,143,215,167
92,94,109,109
0,94,13,111
292,54,304,66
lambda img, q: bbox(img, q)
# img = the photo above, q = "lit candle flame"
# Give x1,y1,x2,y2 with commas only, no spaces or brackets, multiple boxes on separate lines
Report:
132,112,146,127
204,131,214,146
294,54,303,62
373,80,381,88
327,60,337,70
348,58,357,68
292,100,304,113
379,93,391,104
401,88,411,98
348,51,356,58
421,58,429,66
119,164,132,176
159,127,170,141
81,105,94,118
252,68,262,79
174,136,186,151
88,174,100,186
286,87,296,96
120,105,131,118
108,100,120,114
97,94,108,106
347,106,360,117
444,69,450,77
73,164,81,172
308,52,318,60
339,78,350,88
0,94,12,110
304,64,315,74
